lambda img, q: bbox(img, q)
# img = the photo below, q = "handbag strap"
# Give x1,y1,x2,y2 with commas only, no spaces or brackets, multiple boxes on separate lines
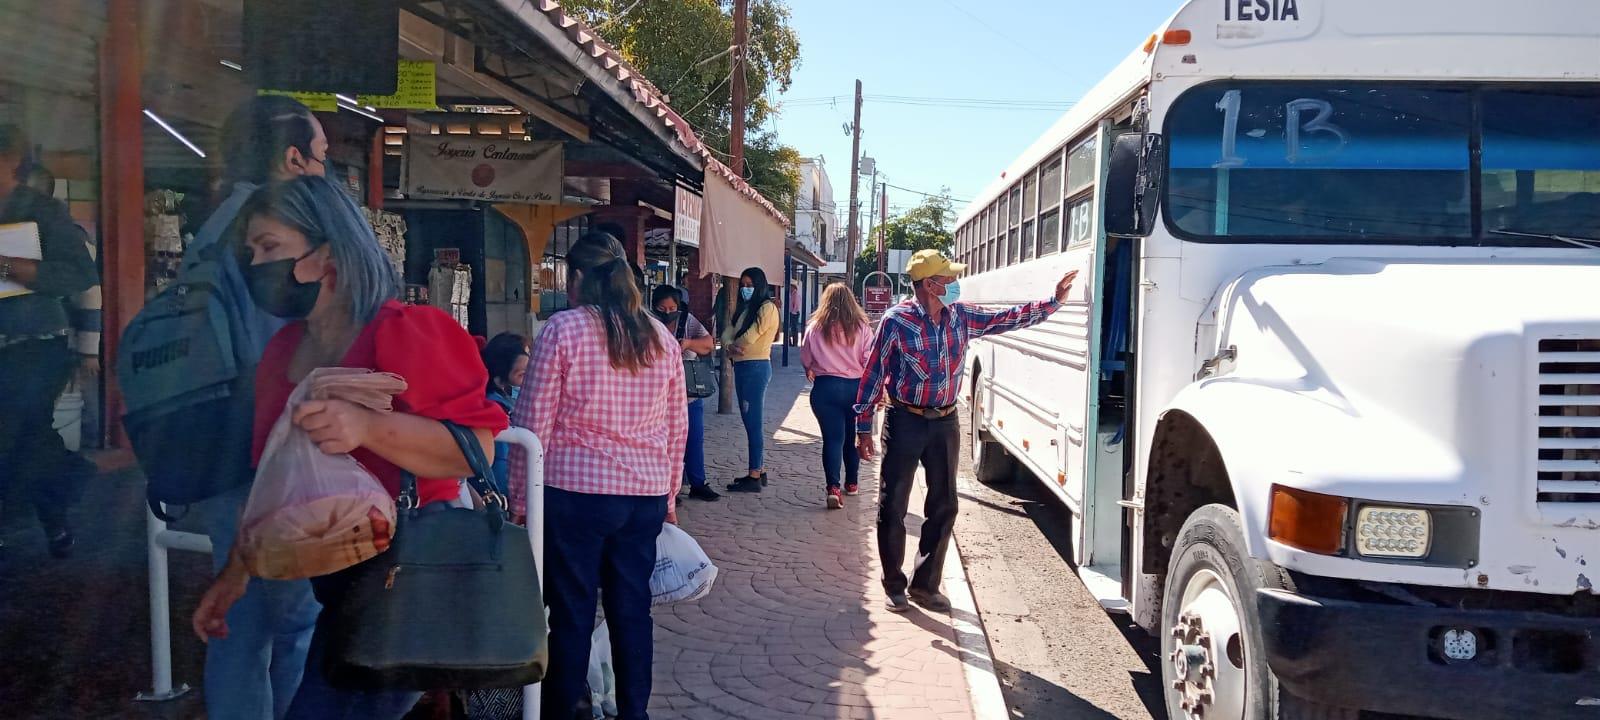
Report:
398,420,503,510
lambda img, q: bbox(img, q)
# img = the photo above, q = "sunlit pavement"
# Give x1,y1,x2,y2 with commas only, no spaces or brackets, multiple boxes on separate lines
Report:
657,355,992,720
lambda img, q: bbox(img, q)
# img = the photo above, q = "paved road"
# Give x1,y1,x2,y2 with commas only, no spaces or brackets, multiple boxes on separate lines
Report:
953,417,1165,720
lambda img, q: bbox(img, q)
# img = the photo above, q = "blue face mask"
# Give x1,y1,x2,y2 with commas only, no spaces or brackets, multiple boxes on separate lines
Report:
510,386,521,401
740,287,754,301
938,280,962,306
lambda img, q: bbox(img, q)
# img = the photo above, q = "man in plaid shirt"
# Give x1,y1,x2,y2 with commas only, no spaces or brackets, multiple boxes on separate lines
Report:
856,249,1076,612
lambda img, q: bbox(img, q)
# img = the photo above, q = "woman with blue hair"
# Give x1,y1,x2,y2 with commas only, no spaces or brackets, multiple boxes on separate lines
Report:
191,175,508,719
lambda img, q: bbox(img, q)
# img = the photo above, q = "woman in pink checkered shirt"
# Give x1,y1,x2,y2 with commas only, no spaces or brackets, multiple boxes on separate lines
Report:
508,231,686,720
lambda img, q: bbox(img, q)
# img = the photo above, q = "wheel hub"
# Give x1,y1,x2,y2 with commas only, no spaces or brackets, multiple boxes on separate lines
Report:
1170,612,1217,717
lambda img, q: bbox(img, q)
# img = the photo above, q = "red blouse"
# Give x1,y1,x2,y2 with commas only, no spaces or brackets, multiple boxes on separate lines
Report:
252,300,510,507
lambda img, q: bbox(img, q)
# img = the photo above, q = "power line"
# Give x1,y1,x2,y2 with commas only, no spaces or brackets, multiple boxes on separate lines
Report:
883,182,968,204
782,94,1073,112
679,67,733,120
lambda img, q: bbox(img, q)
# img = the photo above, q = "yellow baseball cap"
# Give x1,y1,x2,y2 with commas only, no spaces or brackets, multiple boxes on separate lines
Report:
905,249,968,282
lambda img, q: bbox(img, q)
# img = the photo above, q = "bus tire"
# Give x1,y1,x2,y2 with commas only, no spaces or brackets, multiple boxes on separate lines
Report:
1161,504,1361,720
970,387,1015,485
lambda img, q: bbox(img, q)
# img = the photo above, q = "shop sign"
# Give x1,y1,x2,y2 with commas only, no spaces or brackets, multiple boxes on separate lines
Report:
404,138,563,204
259,90,338,112
674,185,702,247
359,61,438,110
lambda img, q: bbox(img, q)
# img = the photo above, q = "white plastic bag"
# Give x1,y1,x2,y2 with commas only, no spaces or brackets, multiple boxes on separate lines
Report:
650,523,718,606
587,618,617,719
237,368,401,580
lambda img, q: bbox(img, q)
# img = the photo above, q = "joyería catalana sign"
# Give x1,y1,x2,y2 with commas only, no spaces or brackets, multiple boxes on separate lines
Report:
404,138,563,204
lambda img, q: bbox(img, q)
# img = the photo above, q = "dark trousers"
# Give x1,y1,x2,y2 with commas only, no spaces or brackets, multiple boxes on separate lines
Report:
807,376,861,489
543,488,667,720
876,407,960,596
0,336,90,532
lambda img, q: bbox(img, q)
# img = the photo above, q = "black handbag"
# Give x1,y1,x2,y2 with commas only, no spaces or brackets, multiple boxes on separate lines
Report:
323,420,547,691
678,313,718,399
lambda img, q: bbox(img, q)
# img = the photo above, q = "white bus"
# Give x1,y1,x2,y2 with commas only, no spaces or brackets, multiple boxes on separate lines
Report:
953,2,1599,718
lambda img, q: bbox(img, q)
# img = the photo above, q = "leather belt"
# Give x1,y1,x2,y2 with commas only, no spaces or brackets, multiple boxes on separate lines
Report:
892,399,958,419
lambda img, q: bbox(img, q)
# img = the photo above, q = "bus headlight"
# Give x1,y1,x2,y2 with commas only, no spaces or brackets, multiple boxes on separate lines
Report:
1354,506,1432,559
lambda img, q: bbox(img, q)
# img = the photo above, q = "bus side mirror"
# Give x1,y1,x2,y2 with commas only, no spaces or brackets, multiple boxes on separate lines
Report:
1105,132,1165,238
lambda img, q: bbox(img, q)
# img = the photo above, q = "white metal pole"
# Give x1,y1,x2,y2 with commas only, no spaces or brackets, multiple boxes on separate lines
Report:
145,510,174,700
500,427,546,720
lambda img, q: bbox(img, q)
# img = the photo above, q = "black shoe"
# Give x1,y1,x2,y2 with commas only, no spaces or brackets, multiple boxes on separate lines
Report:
46,528,74,559
885,594,911,613
688,484,722,502
760,472,769,487
727,477,763,493
908,589,951,612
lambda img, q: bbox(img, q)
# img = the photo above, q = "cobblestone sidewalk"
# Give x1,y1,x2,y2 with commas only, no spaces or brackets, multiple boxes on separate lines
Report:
650,357,989,720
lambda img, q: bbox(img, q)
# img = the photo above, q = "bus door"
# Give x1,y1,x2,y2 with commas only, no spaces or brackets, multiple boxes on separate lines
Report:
1081,120,1139,604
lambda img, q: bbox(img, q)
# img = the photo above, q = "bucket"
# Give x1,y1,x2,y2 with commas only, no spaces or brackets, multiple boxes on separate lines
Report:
53,391,84,452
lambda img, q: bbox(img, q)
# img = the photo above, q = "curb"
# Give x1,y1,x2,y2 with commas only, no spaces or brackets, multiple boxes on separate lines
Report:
943,534,1011,720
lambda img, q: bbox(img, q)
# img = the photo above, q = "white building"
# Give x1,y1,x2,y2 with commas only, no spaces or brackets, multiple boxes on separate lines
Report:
794,157,843,266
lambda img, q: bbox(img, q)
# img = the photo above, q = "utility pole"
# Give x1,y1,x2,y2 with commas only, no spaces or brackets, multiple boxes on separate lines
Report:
845,79,863,290
877,182,888,274
719,0,750,415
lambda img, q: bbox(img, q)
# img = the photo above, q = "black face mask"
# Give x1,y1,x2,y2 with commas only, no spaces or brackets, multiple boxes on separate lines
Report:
654,309,681,326
243,248,323,319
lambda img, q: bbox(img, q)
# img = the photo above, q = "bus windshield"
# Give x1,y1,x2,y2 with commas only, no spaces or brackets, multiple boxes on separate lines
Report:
1165,83,1600,243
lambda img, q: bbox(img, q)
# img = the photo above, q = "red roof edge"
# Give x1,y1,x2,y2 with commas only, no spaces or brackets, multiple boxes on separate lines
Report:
537,1,790,228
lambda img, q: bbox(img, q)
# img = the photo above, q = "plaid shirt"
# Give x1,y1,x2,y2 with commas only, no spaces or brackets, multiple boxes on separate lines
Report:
854,298,1060,433
509,308,687,510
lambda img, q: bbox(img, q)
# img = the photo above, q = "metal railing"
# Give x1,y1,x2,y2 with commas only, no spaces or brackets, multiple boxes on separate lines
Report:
140,428,548,719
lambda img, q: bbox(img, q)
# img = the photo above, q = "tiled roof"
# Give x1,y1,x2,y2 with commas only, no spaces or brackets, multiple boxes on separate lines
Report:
534,0,789,228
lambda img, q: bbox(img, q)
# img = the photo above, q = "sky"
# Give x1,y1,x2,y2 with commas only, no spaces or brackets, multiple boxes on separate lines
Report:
768,0,1179,223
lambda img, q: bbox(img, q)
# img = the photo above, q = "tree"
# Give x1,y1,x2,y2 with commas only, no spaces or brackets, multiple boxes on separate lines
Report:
561,0,804,216
855,191,956,287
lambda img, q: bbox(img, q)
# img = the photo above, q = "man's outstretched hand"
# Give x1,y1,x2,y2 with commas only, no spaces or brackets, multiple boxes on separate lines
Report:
1054,270,1079,304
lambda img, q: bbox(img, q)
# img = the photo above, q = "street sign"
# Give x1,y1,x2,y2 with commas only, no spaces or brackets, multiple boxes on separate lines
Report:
864,285,891,318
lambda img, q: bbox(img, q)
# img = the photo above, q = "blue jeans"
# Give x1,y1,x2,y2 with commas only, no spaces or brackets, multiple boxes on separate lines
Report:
197,483,322,720
808,375,862,490
684,399,706,487
733,359,772,472
282,626,422,720
543,488,667,720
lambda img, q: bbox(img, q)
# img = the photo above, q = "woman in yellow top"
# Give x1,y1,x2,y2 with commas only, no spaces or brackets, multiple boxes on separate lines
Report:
722,266,781,492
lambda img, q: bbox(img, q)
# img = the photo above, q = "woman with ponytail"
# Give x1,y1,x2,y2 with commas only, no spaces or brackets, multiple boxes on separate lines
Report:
507,231,686,720
721,266,781,492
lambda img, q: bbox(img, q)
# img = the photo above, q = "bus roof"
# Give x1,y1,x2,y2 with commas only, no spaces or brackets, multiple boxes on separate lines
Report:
957,0,1600,227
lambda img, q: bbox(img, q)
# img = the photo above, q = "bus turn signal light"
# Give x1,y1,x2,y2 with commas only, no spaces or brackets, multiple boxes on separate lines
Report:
1268,485,1348,555
1163,29,1192,45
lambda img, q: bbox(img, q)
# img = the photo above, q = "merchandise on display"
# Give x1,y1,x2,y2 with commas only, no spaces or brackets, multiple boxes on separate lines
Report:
428,260,471,329
143,189,185,297
361,207,407,277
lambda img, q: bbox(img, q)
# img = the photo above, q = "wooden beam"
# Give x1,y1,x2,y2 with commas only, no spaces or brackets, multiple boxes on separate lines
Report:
399,18,592,143
101,0,145,447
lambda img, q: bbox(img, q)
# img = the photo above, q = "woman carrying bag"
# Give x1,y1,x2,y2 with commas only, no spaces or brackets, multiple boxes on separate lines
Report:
191,176,511,719
509,231,687,720
650,284,720,503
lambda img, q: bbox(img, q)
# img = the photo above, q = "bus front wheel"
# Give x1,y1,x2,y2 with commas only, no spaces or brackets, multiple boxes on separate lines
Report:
1161,504,1358,720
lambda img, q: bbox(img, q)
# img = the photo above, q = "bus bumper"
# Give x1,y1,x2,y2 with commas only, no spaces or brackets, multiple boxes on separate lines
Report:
1256,587,1600,719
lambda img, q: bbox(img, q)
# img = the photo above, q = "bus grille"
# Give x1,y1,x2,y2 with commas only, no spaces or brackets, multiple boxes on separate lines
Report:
1536,339,1600,504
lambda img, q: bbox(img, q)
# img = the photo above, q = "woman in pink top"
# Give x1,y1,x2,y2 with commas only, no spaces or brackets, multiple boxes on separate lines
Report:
508,231,685,720
800,283,874,509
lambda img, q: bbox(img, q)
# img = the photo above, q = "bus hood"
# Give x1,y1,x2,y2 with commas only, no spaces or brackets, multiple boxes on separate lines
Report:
1201,257,1600,594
